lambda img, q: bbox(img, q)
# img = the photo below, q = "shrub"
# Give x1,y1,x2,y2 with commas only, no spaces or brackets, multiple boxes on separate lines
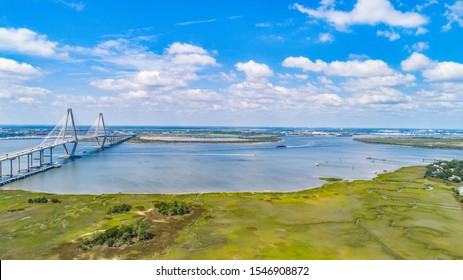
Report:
51,198,60,203
27,197,48,203
154,201,189,216
79,221,152,250
108,203,132,214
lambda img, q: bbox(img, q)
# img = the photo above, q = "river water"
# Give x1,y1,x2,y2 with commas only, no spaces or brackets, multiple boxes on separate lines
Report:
1,136,463,194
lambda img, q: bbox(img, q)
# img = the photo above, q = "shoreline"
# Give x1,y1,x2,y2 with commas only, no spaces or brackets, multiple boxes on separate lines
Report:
1,168,403,196
0,163,415,196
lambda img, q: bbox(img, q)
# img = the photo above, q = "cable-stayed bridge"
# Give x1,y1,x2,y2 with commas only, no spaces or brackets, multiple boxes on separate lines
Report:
0,108,134,186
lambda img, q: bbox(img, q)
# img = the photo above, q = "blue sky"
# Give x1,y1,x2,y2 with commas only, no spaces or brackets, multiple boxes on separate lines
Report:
1,0,463,128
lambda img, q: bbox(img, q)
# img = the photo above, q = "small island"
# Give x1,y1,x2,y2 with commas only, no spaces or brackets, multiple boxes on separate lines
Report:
319,177,343,182
355,137,463,149
129,132,281,144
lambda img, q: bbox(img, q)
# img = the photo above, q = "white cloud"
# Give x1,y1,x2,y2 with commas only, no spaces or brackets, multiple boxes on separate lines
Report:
416,90,459,102
326,60,394,77
224,74,347,114
56,0,85,12
0,57,50,102
91,70,188,91
401,52,433,71
0,84,51,99
401,53,463,81
235,60,273,80
52,94,98,107
292,0,428,31
82,40,228,113
413,89,463,110
78,40,217,71
166,42,208,55
343,73,416,91
282,56,394,77
317,76,333,85
410,41,429,52
282,57,327,72
14,97,37,104
318,33,335,43
320,0,336,8
11,85,52,96
415,26,428,35
228,81,278,99
0,27,66,58
443,1,463,31
376,29,400,41
348,53,370,61
295,74,309,80
89,41,217,97
219,71,237,82
423,61,463,81
432,82,463,92
0,57,41,78
170,53,217,66
119,90,149,99
416,0,438,12
311,93,344,106
278,73,309,80
352,87,410,105
172,89,223,101
175,19,216,26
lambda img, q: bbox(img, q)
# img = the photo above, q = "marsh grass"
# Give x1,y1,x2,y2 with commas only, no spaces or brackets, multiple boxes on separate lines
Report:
1,166,462,259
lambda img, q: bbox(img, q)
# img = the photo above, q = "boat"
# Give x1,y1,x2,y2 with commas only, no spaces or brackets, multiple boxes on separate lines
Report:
275,145,287,148
336,133,352,137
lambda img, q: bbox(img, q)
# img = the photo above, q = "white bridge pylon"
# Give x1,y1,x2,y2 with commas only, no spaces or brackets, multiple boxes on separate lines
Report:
40,108,79,158
62,108,78,158
40,108,109,158
83,113,107,148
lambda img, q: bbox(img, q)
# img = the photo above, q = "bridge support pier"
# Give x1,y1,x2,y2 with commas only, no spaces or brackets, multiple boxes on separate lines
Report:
9,159,13,177
27,154,31,172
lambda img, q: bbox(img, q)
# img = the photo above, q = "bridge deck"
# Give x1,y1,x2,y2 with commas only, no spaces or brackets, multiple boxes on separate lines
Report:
0,135,134,162
0,140,76,162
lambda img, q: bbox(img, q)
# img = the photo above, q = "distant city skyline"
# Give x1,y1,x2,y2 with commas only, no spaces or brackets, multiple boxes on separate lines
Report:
1,0,463,128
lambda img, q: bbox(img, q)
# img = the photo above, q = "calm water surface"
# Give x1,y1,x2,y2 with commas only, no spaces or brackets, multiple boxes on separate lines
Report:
1,136,462,194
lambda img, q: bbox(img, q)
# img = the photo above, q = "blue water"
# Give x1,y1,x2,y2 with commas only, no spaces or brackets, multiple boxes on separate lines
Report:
1,136,463,194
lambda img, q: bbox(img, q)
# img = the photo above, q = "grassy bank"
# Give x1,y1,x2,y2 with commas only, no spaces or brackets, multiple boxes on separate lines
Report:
355,137,463,149
1,166,462,259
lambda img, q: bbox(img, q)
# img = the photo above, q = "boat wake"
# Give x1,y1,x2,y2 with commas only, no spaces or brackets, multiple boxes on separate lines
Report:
285,143,314,149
